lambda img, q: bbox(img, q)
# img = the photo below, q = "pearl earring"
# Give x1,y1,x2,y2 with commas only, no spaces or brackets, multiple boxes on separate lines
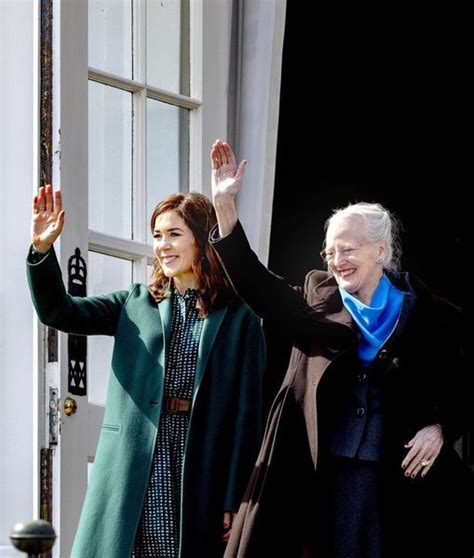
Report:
376,257,383,264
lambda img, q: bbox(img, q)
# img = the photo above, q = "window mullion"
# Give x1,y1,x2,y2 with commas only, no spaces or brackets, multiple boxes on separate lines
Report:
133,87,147,245
134,0,146,84
190,0,203,192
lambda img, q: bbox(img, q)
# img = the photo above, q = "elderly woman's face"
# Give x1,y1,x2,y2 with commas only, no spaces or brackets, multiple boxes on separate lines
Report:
325,216,386,305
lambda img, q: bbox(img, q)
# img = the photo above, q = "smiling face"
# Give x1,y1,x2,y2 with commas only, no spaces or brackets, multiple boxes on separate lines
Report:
153,210,200,292
325,215,386,305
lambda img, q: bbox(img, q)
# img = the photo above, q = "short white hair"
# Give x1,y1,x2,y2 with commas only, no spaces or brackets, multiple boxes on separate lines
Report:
324,202,402,271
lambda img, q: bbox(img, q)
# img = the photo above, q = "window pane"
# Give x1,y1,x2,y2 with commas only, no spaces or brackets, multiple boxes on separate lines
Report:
87,252,132,406
89,0,133,79
147,98,189,244
89,81,133,239
146,0,189,95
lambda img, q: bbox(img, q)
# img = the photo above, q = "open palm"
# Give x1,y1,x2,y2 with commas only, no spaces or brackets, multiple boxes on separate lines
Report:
210,140,246,198
31,184,65,252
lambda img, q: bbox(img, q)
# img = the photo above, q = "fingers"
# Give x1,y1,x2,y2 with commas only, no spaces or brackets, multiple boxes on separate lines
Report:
403,454,435,479
210,139,222,167
401,424,444,479
223,511,234,530
222,142,235,166
217,141,228,165
222,511,232,543
222,511,237,544
34,184,61,215
211,139,237,168
45,184,53,213
54,189,63,214
210,142,220,169
54,210,65,237
235,160,247,181
401,445,423,476
401,445,425,476
420,459,434,478
409,460,425,479
37,186,46,211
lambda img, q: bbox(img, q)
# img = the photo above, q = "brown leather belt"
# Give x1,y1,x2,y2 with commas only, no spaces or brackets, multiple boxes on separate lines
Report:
164,397,191,413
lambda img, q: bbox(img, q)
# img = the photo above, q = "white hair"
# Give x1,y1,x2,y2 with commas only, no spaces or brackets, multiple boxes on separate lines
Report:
324,202,402,271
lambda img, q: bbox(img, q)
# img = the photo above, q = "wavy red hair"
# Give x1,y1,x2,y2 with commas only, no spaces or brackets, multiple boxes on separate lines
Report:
148,192,236,316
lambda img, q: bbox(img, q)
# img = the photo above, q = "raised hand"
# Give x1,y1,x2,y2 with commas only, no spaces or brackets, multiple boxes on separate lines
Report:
31,184,65,253
210,139,246,199
210,140,247,236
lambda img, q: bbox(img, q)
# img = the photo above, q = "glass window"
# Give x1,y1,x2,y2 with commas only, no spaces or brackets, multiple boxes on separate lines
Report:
89,81,133,239
87,252,132,406
88,0,133,79
146,0,189,95
147,98,189,243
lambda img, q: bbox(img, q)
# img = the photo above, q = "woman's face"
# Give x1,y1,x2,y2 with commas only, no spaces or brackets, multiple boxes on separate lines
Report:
324,215,386,305
153,210,200,291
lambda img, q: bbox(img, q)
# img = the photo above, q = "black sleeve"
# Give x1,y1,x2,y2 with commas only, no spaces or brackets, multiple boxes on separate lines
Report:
433,302,471,444
210,221,352,346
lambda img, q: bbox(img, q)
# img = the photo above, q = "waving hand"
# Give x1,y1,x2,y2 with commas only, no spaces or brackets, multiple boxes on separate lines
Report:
31,184,65,253
210,140,246,236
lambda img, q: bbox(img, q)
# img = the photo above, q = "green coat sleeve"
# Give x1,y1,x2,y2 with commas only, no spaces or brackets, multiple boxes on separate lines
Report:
26,246,130,336
223,310,266,511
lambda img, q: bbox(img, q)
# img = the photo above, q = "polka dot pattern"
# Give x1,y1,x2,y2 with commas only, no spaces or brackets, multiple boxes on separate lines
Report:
132,288,204,557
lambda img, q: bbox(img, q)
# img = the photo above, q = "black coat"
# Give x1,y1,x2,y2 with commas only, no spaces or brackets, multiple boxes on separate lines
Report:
212,221,473,558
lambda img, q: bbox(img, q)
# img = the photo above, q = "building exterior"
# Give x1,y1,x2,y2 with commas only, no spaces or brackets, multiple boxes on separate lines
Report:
0,1,286,555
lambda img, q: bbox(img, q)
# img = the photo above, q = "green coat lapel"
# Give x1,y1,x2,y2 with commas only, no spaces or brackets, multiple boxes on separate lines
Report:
158,297,228,396
195,306,227,392
157,294,173,343
156,296,173,398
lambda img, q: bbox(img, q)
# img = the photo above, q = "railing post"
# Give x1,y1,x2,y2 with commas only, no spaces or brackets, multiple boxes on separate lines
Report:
10,520,56,558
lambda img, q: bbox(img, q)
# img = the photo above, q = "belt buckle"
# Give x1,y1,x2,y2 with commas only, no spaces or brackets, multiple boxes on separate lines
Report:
167,398,178,412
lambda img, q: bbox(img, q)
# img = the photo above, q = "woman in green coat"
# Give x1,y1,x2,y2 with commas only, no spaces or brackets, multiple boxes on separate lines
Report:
27,185,265,558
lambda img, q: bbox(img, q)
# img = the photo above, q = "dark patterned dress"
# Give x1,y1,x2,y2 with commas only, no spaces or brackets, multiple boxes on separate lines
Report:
132,288,204,557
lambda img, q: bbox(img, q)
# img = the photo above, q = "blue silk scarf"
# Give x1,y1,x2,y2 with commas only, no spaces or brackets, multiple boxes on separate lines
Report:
340,274,404,364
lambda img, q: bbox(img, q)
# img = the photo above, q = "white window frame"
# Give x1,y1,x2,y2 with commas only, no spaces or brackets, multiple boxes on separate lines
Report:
42,1,207,554
87,0,203,283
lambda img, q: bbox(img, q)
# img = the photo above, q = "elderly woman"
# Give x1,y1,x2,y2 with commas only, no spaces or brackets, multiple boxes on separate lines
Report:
209,140,473,558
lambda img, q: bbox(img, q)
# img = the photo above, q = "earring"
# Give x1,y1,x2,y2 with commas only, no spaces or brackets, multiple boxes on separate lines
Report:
376,257,383,264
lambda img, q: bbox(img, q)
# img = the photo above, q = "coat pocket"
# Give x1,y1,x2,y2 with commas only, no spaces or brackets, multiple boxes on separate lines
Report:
101,423,120,432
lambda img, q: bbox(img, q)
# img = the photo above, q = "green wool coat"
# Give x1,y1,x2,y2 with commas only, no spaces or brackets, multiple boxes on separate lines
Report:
27,248,265,558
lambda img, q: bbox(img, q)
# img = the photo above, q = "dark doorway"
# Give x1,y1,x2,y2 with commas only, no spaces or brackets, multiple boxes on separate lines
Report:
264,4,466,419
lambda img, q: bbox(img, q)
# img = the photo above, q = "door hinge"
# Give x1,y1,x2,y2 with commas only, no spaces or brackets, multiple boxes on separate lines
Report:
48,387,59,445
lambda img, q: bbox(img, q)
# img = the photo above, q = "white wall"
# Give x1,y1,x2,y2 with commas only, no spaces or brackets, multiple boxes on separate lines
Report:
0,1,285,555
200,0,286,264
0,1,35,555
233,0,286,263
200,0,233,194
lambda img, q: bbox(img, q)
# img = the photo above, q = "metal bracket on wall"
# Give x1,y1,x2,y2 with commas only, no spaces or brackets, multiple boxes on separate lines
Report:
67,247,88,396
